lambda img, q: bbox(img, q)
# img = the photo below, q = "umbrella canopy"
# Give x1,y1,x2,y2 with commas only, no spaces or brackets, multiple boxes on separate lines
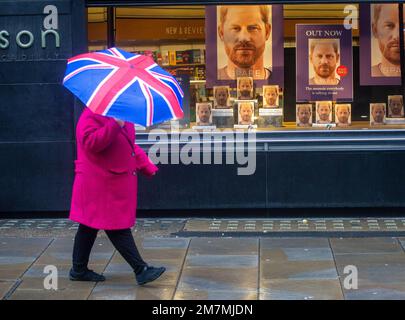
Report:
63,47,184,127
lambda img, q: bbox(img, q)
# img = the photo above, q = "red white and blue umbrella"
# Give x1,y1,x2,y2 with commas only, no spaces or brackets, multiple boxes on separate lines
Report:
62,47,184,127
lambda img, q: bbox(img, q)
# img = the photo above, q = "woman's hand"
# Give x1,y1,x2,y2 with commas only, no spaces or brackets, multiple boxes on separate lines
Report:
113,117,125,127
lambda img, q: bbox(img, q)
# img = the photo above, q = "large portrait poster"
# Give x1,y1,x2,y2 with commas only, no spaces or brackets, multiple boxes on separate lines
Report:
205,5,284,88
359,3,401,86
296,24,353,102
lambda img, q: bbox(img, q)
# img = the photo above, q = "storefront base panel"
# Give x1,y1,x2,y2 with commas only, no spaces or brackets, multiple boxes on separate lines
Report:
136,149,405,211
0,142,75,212
1,145,405,215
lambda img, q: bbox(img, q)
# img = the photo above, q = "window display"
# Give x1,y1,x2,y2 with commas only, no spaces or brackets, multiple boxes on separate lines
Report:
296,104,313,127
262,85,280,108
296,24,353,101
315,101,334,125
195,102,213,127
370,103,387,125
387,95,404,118
205,4,284,87
87,3,405,133
237,77,254,100
213,86,231,108
335,104,352,127
360,3,401,85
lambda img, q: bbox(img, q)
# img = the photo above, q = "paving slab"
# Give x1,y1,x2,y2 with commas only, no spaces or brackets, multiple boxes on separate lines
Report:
334,253,405,276
330,237,403,254
342,279,405,300
103,263,179,287
174,289,258,300
337,264,405,283
0,237,53,281
176,238,259,297
35,237,115,265
0,265,34,282
136,238,190,261
260,238,331,249
177,267,258,292
0,280,17,299
89,283,174,300
185,254,258,268
90,247,179,301
260,279,343,300
260,247,334,262
16,264,104,291
187,238,258,255
397,238,405,250
0,238,53,254
108,253,182,272
261,260,339,280
9,288,94,300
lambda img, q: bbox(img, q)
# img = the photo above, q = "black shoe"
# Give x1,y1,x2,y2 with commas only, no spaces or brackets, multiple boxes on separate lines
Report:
69,268,106,282
136,266,166,285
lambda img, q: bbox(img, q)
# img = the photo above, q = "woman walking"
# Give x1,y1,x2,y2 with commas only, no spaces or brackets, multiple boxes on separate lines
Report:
69,107,165,285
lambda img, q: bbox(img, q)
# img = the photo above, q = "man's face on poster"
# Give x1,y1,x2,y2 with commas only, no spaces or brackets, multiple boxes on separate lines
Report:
239,78,253,97
198,104,211,123
297,106,311,124
372,104,385,123
240,103,253,122
389,96,403,116
317,102,332,121
336,106,350,124
264,87,278,106
215,88,229,106
310,43,340,79
372,4,400,66
218,6,271,69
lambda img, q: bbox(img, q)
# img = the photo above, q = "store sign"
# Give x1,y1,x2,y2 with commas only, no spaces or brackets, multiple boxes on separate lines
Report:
0,5,60,50
165,25,204,36
116,19,205,41
0,3,65,61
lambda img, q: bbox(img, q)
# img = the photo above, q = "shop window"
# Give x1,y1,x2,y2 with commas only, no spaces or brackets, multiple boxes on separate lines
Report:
94,3,405,132
87,7,108,51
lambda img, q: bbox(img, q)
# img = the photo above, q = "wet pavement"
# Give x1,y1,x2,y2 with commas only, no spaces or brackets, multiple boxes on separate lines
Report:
1,218,405,300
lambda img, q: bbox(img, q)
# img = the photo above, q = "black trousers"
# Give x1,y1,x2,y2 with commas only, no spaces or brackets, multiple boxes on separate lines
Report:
72,224,147,274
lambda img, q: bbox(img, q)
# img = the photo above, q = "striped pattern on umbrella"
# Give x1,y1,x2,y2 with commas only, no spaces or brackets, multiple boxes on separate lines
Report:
63,47,184,127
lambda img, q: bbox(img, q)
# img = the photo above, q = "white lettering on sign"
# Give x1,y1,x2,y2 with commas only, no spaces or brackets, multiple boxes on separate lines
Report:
166,26,204,36
305,30,342,37
324,30,342,37
0,4,60,50
0,31,10,49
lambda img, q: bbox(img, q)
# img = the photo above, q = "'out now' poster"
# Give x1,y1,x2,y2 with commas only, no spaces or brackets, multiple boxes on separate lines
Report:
296,24,353,102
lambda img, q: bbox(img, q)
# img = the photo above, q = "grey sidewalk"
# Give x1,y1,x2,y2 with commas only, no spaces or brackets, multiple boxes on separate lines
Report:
1,218,405,300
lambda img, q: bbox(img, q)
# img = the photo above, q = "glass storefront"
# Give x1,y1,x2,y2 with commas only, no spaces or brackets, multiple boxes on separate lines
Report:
87,3,405,132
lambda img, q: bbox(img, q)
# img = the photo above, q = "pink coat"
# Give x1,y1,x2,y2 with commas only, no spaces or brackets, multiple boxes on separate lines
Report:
69,108,158,230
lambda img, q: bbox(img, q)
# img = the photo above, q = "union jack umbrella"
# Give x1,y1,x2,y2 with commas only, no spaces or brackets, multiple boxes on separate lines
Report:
62,47,184,127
